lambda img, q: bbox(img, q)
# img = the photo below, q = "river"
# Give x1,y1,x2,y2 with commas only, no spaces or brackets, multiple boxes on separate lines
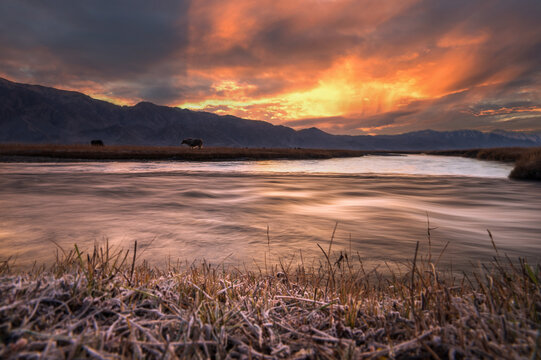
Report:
1,155,540,271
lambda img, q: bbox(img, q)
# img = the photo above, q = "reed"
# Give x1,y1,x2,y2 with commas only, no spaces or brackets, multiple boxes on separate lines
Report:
0,234,539,359
509,148,541,180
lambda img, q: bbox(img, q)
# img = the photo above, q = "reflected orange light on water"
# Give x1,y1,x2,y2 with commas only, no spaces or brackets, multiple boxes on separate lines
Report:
1,157,538,272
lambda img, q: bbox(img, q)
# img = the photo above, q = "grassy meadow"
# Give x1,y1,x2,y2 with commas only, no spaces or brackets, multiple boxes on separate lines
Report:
1,236,540,359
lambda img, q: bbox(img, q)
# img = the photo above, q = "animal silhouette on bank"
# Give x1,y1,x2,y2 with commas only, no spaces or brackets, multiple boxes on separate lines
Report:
181,138,203,149
90,140,104,146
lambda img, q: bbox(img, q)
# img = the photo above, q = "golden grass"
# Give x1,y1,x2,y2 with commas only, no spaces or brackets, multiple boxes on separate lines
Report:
0,143,368,161
1,235,539,359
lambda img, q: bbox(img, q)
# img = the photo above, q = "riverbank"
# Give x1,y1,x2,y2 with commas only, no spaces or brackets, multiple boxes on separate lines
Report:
0,241,538,359
0,144,368,162
2,143,539,180
427,147,541,180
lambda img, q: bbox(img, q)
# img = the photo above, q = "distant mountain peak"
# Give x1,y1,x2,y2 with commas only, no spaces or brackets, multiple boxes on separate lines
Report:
1,78,540,150
134,101,157,107
299,127,327,134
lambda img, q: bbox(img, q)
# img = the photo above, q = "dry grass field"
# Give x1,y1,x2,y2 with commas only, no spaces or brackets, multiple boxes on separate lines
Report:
0,143,367,161
1,238,539,359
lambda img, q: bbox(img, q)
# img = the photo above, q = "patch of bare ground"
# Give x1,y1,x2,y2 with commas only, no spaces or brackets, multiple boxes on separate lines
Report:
0,236,539,359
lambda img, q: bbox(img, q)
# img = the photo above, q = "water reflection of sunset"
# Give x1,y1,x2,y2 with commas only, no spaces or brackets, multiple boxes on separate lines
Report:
2,159,540,271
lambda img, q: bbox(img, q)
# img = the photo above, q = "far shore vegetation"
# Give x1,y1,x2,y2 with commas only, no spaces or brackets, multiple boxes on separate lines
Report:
427,147,541,180
1,236,540,358
1,143,540,180
0,143,369,162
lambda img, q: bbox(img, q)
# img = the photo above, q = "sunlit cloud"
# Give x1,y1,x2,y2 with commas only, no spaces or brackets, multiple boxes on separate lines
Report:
0,0,540,134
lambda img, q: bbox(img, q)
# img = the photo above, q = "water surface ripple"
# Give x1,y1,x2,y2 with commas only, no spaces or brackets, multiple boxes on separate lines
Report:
1,155,539,270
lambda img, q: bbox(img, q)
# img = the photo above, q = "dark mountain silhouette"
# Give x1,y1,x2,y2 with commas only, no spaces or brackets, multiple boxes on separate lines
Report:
1,77,540,150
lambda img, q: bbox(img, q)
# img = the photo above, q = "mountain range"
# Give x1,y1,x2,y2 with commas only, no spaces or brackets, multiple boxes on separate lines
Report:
1,77,540,150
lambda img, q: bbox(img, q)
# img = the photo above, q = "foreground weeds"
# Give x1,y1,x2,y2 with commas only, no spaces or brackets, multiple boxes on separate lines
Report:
510,147,541,180
0,238,540,359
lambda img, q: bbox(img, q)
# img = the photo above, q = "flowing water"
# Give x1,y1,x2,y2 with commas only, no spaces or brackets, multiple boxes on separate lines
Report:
1,155,540,271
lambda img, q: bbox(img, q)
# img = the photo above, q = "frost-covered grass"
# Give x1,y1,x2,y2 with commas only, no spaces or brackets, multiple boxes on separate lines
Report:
1,236,539,359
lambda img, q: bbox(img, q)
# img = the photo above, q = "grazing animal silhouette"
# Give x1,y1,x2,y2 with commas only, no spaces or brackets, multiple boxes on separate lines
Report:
181,138,203,149
90,140,104,146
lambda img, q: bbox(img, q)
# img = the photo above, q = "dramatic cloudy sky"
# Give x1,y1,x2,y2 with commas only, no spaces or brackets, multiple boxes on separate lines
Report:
1,0,540,134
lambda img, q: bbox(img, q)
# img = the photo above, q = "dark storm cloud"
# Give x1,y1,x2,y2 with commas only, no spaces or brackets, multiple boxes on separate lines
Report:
137,81,187,105
370,0,541,93
186,1,371,69
249,18,363,66
0,1,190,84
0,0,540,133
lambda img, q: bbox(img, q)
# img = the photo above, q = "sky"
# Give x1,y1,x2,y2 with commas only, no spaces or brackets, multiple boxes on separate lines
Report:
1,0,540,135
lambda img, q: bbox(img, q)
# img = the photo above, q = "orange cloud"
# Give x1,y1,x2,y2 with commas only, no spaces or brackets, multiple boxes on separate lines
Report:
173,0,541,133
1,0,540,134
